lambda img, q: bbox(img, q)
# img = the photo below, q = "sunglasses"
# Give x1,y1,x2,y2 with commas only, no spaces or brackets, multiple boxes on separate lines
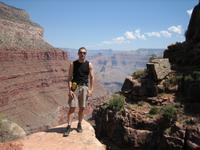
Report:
79,51,86,55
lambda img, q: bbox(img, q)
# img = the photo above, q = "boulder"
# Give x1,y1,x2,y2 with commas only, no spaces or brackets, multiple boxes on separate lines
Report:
185,126,200,150
158,122,186,150
124,127,152,148
147,58,171,81
0,119,26,142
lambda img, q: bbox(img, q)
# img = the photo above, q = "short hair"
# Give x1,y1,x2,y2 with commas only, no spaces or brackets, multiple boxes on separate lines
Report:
78,47,87,53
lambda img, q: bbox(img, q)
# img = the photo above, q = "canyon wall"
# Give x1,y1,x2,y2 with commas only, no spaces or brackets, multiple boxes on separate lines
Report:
0,2,107,134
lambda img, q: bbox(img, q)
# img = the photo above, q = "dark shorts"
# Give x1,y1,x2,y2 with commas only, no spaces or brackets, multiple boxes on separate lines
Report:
68,85,88,108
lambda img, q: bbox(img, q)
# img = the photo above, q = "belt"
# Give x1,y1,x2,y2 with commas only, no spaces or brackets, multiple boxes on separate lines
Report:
78,83,88,86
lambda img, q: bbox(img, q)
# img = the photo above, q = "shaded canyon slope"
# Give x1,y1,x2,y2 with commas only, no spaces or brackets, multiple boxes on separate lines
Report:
0,2,107,134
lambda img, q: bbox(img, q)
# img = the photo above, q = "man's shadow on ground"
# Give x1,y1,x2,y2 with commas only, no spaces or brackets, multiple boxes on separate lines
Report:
45,127,78,137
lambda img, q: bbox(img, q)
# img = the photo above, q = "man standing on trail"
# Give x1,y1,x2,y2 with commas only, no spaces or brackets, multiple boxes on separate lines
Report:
64,47,94,136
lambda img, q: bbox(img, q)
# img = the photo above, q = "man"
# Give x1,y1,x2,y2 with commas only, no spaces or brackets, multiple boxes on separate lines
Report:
64,47,94,136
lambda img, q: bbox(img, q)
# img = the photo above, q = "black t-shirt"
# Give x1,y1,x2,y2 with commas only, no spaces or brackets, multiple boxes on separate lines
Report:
72,60,89,85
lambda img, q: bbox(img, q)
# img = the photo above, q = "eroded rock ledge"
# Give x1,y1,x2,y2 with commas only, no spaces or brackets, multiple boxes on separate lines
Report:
0,120,105,150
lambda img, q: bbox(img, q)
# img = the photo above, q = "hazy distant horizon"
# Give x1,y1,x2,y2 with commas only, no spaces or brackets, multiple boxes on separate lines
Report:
61,47,165,52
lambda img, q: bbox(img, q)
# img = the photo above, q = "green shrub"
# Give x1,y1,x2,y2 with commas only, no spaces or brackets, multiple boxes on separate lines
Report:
149,54,158,62
176,72,200,82
161,105,177,122
164,127,172,135
184,74,194,81
193,71,200,81
176,74,183,81
108,94,125,111
185,118,199,125
132,69,147,79
169,75,178,85
164,74,179,87
149,106,159,115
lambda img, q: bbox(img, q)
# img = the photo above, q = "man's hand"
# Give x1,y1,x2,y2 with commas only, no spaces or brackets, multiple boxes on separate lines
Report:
87,89,93,97
68,90,74,99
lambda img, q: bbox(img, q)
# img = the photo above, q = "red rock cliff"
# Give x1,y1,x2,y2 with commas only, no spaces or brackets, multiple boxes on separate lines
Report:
0,2,107,134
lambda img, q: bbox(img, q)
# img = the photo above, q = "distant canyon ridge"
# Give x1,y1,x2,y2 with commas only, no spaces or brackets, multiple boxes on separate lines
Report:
65,48,164,93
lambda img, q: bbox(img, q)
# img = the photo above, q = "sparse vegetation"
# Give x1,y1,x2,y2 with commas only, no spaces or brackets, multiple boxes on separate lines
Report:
161,105,177,123
108,94,125,111
192,71,200,81
184,74,194,81
185,118,199,125
177,71,200,82
157,105,177,130
149,106,159,115
132,69,147,79
168,75,178,85
176,74,183,81
163,73,179,89
164,127,172,135
149,54,158,62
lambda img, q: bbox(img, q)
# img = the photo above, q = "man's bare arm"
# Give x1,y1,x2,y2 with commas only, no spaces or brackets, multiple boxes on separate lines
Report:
68,62,73,93
89,62,94,93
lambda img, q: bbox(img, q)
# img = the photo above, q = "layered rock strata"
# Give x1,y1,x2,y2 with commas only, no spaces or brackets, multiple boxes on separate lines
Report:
0,2,107,134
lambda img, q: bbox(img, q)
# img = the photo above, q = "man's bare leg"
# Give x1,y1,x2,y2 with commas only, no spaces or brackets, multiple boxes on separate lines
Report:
78,107,85,123
64,107,75,137
67,107,75,125
77,107,84,132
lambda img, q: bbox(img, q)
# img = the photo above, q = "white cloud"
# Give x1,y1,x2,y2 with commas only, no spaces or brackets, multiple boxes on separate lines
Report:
124,30,146,40
134,29,146,40
168,25,182,34
124,31,136,40
102,36,126,45
160,30,172,38
146,32,161,37
113,36,126,44
101,25,184,46
187,9,193,16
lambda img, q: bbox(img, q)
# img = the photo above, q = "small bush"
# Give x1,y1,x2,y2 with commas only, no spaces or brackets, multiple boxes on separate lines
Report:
164,127,172,135
163,73,179,88
108,94,125,111
132,69,147,79
161,105,177,122
149,106,159,115
193,71,200,81
184,74,194,81
149,54,158,62
176,74,183,81
158,105,177,130
177,72,200,82
185,118,199,125
169,75,178,85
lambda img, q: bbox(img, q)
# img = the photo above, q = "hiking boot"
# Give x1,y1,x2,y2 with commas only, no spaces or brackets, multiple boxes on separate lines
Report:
77,122,83,133
63,125,71,137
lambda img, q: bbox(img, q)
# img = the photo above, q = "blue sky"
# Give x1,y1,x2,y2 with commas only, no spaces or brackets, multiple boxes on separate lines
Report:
1,0,198,50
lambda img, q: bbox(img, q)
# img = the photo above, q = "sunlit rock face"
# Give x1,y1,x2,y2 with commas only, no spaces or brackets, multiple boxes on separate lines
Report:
0,2,107,134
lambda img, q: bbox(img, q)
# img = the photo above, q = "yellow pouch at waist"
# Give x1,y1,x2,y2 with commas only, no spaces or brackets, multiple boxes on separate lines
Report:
71,82,77,91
